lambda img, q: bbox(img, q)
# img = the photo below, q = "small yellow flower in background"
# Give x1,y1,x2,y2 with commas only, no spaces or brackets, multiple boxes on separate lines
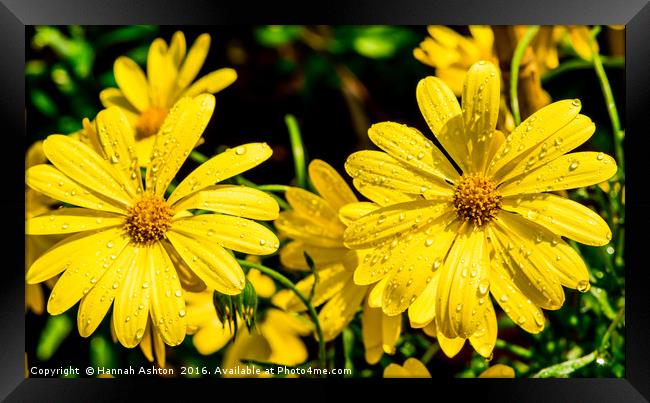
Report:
272,159,411,364
25,94,280,350
478,363,515,378
383,358,514,378
521,26,596,74
344,60,616,358
98,31,237,163
414,26,495,96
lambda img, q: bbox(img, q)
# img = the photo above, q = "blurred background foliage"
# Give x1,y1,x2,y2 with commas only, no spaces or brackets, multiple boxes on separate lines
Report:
26,25,625,378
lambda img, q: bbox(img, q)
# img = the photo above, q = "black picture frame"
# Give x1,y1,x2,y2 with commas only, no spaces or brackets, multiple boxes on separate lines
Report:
2,0,649,401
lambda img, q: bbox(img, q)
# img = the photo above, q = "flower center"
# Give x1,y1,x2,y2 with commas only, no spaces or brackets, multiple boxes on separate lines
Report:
452,174,501,226
135,107,168,138
124,195,173,245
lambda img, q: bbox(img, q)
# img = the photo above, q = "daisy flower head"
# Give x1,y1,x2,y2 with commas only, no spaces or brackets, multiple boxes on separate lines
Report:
272,159,409,364
25,94,280,349
100,31,237,163
344,60,616,357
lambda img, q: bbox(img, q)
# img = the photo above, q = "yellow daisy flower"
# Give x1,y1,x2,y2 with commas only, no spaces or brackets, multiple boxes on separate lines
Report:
383,358,514,378
344,61,616,357
272,159,408,364
25,94,280,349
99,31,237,163
414,26,496,96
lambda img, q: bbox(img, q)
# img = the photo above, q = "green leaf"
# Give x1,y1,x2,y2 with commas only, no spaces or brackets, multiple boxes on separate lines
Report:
255,25,302,47
95,25,158,49
36,314,73,361
30,89,58,117
532,351,597,378
350,26,418,59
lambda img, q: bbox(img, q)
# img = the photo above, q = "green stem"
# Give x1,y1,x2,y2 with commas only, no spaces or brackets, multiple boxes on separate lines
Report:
236,259,327,373
256,184,291,193
510,25,540,126
285,114,308,189
420,343,440,365
235,177,290,211
495,339,533,360
541,56,624,83
598,306,625,352
189,150,209,164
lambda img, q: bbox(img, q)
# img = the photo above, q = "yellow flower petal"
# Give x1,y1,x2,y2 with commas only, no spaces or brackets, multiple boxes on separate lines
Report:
422,319,437,337
146,95,215,197
436,226,489,338
468,300,497,358
247,268,276,298
163,241,207,292
177,33,210,89
139,320,154,362
567,26,595,61
502,193,612,246
168,31,187,67
435,67,467,96
279,240,348,270
42,135,132,208
343,200,451,249
361,302,383,364
381,313,401,354
152,326,166,367
114,56,150,112
499,151,617,196
77,243,136,337
416,76,470,172
469,26,494,53
338,202,377,226
402,357,432,377
182,68,237,98
172,214,279,255
44,228,129,315
277,264,351,311
26,208,124,235
113,246,150,347
383,363,410,378
488,100,583,178
408,271,439,328
286,187,345,234
493,114,595,184
167,142,271,205
147,38,177,108
345,150,454,198
193,319,233,355
479,364,515,378
318,281,367,341
368,122,460,183
173,185,279,220
437,327,466,358
148,242,187,346
490,214,565,310
99,88,141,119
462,61,500,172
367,275,389,307
94,107,143,197
261,310,309,366
308,159,357,211
166,230,245,295
275,211,344,248
352,179,421,207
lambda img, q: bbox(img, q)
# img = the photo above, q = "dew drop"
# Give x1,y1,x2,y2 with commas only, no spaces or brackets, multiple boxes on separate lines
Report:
235,146,246,155
569,161,580,171
577,280,591,293
179,309,186,317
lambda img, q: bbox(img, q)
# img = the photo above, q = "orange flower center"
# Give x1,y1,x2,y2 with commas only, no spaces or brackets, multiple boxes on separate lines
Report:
124,195,173,245
135,107,168,138
452,174,501,227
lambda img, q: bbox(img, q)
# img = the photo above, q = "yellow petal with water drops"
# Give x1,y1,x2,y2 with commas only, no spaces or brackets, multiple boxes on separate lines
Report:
367,275,390,307
172,214,279,255
275,211,344,248
286,187,345,234
149,242,187,346
436,226,489,338
361,302,384,364
113,246,150,347
479,364,516,378
462,61,500,173
27,227,127,285
338,202,377,227
437,328,466,358
279,264,351,311
182,68,238,98
95,107,143,197
344,200,451,249
77,244,136,337
279,240,348,270
166,230,245,295
500,152,617,197
45,228,129,315
134,134,157,166
490,214,565,310
99,88,140,120
353,179,420,207
416,76,470,173
147,38,178,108
494,114,595,184
408,271,439,328
485,129,506,168
177,33,210,90
468,300,497,358
488,257,546,334
308,159,357,211
502,193,611,246
402,358,432,377
488,99,583,178
146,95,215,197
173,185,279,221
193,319,233,355
382,313,401,354
114,56,150,112
26,208,124,235
318,281,367,341
345,150,453,199
42,135,132,208
163,241,207,292
368,122,460,183
167,142,271,205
